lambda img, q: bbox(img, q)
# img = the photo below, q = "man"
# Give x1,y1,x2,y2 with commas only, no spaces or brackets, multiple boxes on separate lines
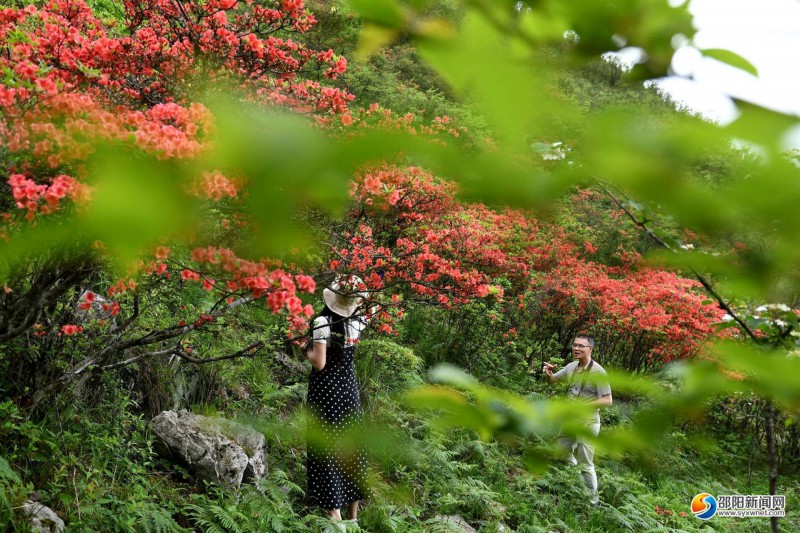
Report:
543,334,612,505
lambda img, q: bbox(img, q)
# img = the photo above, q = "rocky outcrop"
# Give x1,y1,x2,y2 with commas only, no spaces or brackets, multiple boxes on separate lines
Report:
151,410,266,488
21,501,65,533
433,515,478,532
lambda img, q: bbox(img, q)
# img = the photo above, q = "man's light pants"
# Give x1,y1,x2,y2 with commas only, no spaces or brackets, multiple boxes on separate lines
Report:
558,422,601,497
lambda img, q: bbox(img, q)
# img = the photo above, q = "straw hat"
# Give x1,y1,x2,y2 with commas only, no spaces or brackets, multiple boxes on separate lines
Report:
322,275,366,317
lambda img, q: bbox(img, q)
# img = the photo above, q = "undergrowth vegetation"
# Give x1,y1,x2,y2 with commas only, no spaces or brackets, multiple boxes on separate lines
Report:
3,326,800,531
2,1,800,532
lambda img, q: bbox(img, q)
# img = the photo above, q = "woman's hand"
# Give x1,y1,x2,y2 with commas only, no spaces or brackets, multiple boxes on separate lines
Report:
307,341,327,371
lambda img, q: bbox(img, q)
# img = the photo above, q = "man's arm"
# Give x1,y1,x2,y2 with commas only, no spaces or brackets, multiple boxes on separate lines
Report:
592,373,613,407
590,393,612,408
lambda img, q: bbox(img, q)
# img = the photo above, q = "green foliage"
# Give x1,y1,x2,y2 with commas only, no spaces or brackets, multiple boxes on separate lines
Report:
343,43,492,146
134,504,186,533
400,301,531,392
359,502,415,532
0,454,24,528
700,48,758,77
355,339,424,408
186,500,249,533
185,470,330,532
0,390,189,531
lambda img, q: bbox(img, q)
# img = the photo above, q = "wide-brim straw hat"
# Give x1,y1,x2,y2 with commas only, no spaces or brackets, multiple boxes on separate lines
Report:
322,275,366,318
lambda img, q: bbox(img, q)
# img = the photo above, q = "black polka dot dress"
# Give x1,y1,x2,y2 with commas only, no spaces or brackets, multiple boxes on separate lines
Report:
306,319,369,510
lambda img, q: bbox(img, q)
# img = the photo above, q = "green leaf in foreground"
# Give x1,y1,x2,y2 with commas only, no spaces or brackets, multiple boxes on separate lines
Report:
84,145,194,269
700,47,759,77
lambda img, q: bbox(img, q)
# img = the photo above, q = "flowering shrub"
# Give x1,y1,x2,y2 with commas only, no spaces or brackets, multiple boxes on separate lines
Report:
0,1,725,412
0,0,347,341
0,1,356,407
522,249,724,367
334,165,721,364
0,0,351,222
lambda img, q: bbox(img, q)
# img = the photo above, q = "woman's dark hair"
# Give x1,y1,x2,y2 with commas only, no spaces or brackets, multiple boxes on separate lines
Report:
317,304,347,348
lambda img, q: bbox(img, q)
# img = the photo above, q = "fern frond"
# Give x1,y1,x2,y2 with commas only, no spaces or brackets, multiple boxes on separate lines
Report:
0,456,20,483
270,514,286,532
135,504,185,533
187,503,247,533
210,504,246,533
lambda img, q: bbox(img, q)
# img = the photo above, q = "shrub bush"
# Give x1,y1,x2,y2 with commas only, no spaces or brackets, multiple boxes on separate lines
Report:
356,340,424,409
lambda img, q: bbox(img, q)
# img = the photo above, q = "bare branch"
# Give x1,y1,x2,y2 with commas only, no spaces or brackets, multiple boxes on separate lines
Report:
100,347,176,371
171,341,266,364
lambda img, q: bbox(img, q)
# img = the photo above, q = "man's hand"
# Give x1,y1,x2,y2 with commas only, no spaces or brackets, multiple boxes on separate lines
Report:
542,362,558,383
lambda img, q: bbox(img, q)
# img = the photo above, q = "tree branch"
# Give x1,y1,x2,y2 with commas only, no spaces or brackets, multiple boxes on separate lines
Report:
595,178,760,343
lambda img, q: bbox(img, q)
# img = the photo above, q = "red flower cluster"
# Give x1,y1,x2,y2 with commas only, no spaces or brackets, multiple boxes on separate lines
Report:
529,248,722,361
1,0,353,227
325,165,547,332
8,173,88,221
192,171,241,202
60,324,84,336
185,246,315,327
78,291,96,310
655,505,673,516
108,278,137,297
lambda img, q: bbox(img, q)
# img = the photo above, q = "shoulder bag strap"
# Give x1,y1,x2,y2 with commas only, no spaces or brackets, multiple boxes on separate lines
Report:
568,359,594,395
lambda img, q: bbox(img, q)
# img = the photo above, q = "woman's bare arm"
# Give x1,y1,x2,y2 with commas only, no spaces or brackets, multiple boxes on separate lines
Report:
307,342,327,371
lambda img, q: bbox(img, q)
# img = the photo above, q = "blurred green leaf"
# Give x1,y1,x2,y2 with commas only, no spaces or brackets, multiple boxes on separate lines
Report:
404,385,497,440
726,102,800,149
356,23,398,59
417,11,570,147
348,0,407,28
718,342,800,415
84,145,193,268
207,103,351,256
0,456,20,483
700,48,758,77
428,364,479,389
522,445,555,475
0,222,84,282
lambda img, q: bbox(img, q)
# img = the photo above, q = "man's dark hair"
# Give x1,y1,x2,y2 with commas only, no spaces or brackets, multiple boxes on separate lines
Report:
576,334,595,350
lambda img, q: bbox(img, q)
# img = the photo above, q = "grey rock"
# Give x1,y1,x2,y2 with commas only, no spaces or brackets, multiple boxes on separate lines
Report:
21,501,65,533
151,410,266,487
433,515,478,533
74,290,117,329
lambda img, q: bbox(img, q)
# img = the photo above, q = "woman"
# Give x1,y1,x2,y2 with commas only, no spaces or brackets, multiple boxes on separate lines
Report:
306,276,369,525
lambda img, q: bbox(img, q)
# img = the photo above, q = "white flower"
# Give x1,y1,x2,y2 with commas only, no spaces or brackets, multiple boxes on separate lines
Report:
755,303,791,313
